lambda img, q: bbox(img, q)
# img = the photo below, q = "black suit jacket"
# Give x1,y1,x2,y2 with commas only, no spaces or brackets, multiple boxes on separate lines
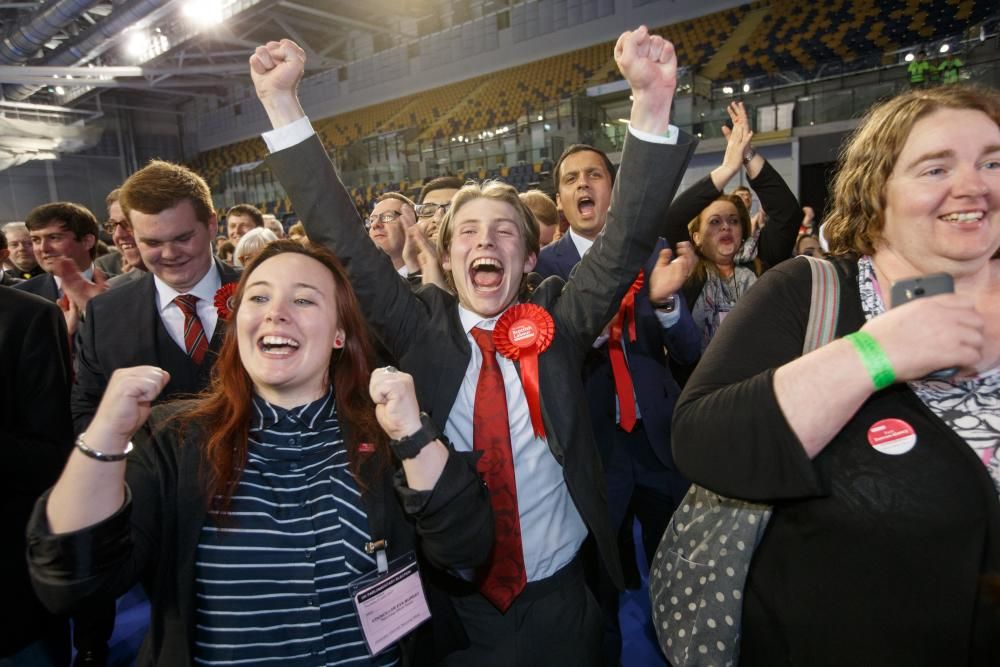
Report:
535,234,700,472
13,272,59,302
71,259,240,434
268,131,696,589
0,287,73,656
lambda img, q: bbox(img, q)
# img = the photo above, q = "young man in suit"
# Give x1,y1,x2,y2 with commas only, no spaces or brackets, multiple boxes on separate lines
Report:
535,143,701,663
251,27,695,665
71,160,240,435
15,202,99,303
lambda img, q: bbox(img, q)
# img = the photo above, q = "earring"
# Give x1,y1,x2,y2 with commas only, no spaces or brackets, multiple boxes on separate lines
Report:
334,336,344,348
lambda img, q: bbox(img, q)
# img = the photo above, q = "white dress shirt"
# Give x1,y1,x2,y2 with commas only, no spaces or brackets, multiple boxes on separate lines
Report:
154,264,222,353
446,305,589,581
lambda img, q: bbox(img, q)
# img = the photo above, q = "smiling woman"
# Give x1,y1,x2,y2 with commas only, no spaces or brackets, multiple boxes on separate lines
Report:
671,84,1000,664
27,240,494,666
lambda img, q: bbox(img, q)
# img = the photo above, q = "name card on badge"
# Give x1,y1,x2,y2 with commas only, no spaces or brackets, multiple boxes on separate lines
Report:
349,551,431,656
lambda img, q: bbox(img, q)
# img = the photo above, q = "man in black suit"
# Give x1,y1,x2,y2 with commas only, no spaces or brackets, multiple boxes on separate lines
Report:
535,143,701,663
0,232,23,286
14,202,99,303
72,160,240,434
2,222,44,281
252,27,695,666
0,287,73,665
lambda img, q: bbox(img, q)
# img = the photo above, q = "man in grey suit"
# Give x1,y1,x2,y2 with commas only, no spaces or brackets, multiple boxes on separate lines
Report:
252,27,695,666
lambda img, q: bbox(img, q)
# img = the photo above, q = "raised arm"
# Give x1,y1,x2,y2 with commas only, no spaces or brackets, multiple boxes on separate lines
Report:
672,259,986,501
370,366,493,569
48,366,169,533
554,27,696,343
661,102,753,247
251,40,429,358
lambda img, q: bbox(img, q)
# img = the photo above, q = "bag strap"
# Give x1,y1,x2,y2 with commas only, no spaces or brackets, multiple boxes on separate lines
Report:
802,255,840,354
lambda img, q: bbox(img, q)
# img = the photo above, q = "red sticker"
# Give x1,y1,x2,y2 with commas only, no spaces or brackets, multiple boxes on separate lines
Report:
867,418,917,455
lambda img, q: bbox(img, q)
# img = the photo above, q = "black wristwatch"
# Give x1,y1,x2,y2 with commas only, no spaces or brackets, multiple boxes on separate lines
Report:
389,412,441,460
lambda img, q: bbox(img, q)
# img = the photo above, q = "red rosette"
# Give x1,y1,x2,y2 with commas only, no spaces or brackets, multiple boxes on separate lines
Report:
214,283,238,321
494,303,555,438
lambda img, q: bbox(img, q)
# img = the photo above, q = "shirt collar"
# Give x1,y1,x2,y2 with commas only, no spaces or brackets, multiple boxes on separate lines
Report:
154,261,221,315
568,228,595,259
457,303,509,334
250,387,336,431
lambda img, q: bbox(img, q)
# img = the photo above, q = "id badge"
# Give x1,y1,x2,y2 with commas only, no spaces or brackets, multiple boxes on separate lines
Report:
349,551,431,656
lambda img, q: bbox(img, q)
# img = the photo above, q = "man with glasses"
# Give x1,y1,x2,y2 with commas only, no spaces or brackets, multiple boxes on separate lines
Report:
416,176,462,242
95,188,148,284
367,192,414,275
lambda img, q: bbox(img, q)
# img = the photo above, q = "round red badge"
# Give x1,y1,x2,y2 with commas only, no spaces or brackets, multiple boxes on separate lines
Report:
508,318,540,349
867,418,917,455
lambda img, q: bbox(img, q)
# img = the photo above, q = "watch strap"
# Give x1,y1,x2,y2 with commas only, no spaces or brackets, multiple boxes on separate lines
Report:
389,412,441,460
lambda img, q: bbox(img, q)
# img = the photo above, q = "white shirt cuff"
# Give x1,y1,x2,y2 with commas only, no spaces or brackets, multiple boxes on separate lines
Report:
655,306,681,329
262,116,315,153
627,123,679,145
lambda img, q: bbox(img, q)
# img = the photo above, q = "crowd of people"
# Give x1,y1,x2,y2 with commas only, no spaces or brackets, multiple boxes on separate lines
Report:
1,24,997,667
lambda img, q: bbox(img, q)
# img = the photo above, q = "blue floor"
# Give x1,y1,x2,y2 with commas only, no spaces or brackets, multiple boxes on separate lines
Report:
619,518,668,667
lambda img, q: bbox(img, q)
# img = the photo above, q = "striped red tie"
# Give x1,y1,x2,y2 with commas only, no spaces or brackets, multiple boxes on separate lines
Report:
470,326,527,612
174,294,209,365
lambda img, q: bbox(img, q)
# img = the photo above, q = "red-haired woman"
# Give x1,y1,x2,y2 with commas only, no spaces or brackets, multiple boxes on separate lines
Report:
28,240,492,666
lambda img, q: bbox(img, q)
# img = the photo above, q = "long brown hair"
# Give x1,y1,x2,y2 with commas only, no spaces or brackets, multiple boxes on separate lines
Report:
180,239,389,514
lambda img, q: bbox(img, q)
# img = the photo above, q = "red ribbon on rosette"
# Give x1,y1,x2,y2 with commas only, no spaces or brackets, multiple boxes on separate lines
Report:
493,303,555,439
608,270,644,432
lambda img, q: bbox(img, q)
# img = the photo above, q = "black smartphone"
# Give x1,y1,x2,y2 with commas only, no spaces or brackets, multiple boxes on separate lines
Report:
889,273,958,379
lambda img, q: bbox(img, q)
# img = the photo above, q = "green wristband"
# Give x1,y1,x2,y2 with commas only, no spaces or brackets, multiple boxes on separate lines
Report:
845,331,896,390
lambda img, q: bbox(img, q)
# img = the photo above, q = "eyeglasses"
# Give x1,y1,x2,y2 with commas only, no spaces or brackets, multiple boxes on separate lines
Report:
364,210,404,230
103,219,131,235
414,203,450,218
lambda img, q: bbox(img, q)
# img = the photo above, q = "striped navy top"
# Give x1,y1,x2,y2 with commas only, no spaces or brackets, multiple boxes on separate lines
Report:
193,389,399,666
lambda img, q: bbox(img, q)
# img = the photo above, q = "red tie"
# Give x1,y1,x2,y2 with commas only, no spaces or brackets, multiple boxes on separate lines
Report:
470,326,527,612
174,294,209,365
607,272,643,432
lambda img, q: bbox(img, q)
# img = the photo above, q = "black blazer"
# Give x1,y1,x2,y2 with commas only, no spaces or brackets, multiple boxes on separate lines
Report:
535,234,701,472
267,131,696,589
0,287,73,656
13,272,59,302
71,259,241,434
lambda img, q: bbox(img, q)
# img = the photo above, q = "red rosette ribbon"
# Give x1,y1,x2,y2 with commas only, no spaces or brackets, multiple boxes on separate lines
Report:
608,270,644,432
214,283,238,321
493,303,555,439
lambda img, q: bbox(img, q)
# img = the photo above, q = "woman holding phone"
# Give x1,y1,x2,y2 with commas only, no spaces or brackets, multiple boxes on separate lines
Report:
27,240,492,666
672,85,1000,664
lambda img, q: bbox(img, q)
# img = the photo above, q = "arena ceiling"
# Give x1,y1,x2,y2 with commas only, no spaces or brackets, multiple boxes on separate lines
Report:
0,0,498,113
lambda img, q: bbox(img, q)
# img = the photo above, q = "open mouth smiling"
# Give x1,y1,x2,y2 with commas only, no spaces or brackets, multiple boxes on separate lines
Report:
469,257,504,291
258,335,301,356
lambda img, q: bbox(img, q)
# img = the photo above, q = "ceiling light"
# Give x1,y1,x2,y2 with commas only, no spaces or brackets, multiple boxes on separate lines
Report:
939,44,950,53
54,85,65,95
183,0,224,26
904,53,915,62
742,83,750,93
126,30,149,57
722,85,733,94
